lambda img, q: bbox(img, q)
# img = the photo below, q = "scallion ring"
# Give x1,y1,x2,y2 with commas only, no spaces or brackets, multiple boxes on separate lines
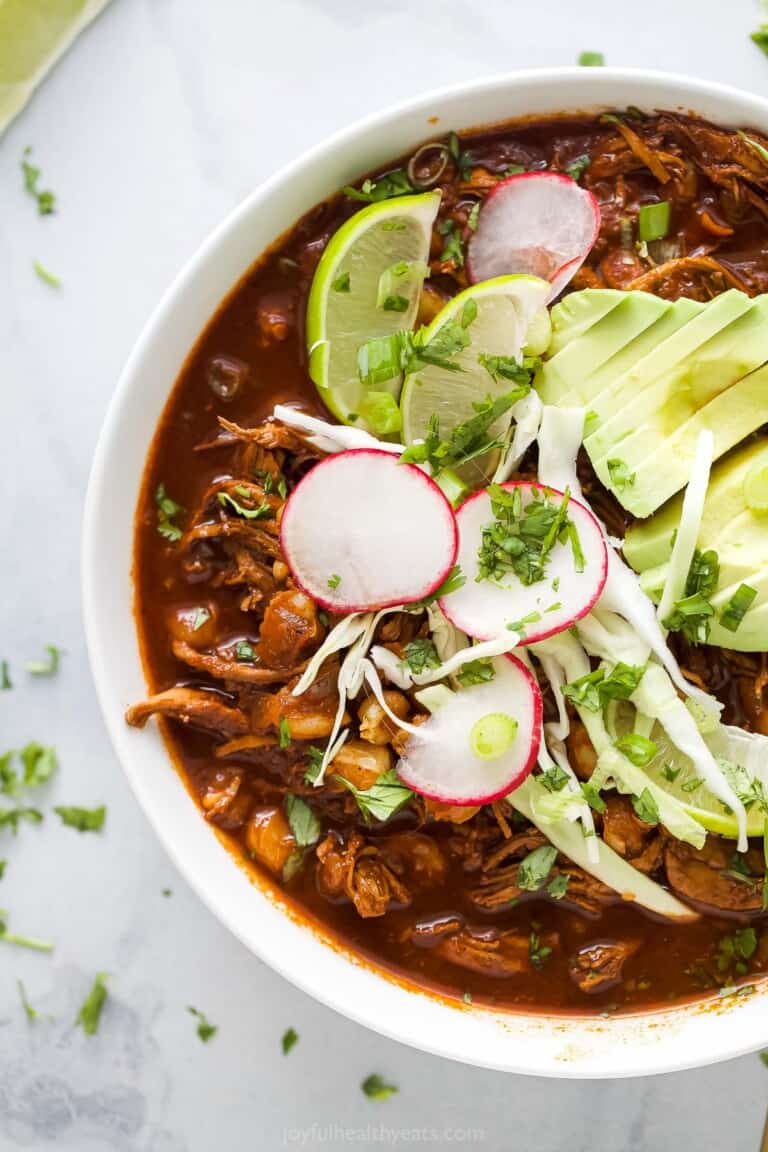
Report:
406,142,450,189
470,712,518,760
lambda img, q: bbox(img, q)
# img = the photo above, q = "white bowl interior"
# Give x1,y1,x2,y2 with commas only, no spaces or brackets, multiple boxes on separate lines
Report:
83,68,768,1077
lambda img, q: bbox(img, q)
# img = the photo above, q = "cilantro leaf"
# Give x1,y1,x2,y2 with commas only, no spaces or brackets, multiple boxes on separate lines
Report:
401,638,441,675
76,973,109,1034
362,1074,398,1101
54,805,106,832
155,484,185,542
188,1005,217,1042
284,795,321,848
333,769,412,824
282,1026,299,1054
517,845,558,891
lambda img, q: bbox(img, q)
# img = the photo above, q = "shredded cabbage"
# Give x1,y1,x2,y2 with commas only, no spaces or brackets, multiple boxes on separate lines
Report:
273,404,404,455
509,776,697,921
492,390,543,483
656,430,713,627
630,663,747,851
536,405,586,494
592,745,706,848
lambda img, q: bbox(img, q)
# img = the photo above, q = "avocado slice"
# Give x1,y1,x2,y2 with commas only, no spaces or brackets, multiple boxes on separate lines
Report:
602,358,768,516
623,438,768,651
584,289,754,465
553,297,704,410
547,288,626,356
624,439,768,573
588,293,768,470
537,292,670,405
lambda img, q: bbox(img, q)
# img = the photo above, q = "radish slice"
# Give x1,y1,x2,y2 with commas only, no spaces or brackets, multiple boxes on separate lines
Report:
439,481,607,644
397,654,541,803
466,173,600,301
280,449,457,612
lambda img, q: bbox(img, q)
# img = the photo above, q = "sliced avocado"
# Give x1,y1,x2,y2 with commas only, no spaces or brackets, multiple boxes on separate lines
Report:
584,289,753,464
547,289,626,356
589,293,768,469
602,358,768,517
624,439,768,573
708,601,768,653
554,297,704,410
537,292,670,405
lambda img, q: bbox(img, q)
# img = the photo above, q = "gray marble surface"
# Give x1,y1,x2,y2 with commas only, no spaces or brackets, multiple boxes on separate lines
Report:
2,0,768,1148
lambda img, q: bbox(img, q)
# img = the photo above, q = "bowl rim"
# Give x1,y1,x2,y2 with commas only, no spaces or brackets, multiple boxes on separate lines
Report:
83,66,768,1078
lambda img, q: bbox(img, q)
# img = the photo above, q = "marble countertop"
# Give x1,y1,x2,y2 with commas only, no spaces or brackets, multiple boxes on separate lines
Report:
2,0,768,1148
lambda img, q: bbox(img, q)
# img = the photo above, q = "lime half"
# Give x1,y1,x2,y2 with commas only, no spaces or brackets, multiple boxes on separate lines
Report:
400,274,550,483
0,0,112,135
306,190,440,429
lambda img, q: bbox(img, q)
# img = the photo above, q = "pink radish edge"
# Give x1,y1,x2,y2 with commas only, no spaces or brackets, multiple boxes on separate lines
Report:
397,653,543,805
466,171,600,297
279,448,459,614
438,481,608,646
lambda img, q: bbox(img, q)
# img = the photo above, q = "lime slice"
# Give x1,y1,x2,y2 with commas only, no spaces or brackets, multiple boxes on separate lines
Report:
306,190,440,428
400,275,550,482
608,701,764,838
0,0,112,136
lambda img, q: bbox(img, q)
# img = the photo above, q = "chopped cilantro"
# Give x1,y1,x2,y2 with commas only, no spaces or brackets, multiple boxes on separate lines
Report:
333,769,412,824
332,272,351,292
631,788,660,825
467,201,481,231
20,743,57,787
191,607,210,632
188,1005,217,1042
663,549,720,644
284,795,321,848
607,458,635,489
343,170,412,202
381,294,409,312
1,662,11,690
517,845,558,891
400,388,529,475
235,640,255,662
362,1074,398,1101
477,484,573,587
401,638,441,675
21,148,55,214
540,763,570,792
529,929,553,969
155,484,185,542
437,218,464,267
565,154,591,181
408,565,466,610
751,27,768,57
563,663,645,711
279,718,292,749
282,1027,299,1054
581,782,607,814
578,51,605,66
327,573,341,591
218,491,273,520
478,352,539,387
304,746,324,785
0,808,43,834
54,806,106,832
547,873,570,899
76,973,109,1033
456,659,495,688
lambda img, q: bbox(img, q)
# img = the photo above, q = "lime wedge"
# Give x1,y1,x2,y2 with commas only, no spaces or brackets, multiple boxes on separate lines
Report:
306,190,440,428
608,702,764,839
400,275,550,482
0,0,111,136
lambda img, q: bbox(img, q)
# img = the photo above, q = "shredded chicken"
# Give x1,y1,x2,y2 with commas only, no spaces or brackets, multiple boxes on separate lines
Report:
435,924,559,979
315,831,411,917
125,687,249,737
569,939,641,994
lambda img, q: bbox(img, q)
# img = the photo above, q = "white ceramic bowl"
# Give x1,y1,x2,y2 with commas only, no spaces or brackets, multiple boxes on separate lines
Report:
83,68,768,1077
